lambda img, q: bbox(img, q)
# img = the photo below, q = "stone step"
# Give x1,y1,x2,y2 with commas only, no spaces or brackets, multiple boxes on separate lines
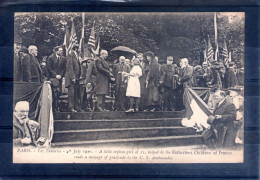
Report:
53,111,184,120
52,135,203,147
52,127,196,143
54,118,182,131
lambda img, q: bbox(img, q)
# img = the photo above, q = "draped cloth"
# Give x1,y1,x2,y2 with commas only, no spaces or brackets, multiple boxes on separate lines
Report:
13,82,54,147
181,87,212,129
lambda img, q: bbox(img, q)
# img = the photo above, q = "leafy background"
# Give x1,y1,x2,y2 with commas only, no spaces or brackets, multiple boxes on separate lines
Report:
14,12,244,66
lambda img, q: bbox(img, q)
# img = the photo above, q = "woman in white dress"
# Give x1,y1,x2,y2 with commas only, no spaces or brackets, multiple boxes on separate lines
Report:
124,58,142,112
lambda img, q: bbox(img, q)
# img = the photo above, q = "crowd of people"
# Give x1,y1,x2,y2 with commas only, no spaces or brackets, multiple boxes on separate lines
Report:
14,37,244,148
14,38,243,114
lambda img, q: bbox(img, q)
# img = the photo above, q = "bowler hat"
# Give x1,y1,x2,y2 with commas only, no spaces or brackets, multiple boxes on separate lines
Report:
207,115,216,125
18,46,28,53
81,57,93,64
144,51,154,58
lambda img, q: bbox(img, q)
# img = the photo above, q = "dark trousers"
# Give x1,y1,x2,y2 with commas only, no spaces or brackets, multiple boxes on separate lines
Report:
68,81,80,111
129,97,140,109
114,86,127,111
96,94,105,109
79,84,86,110
163,86,174,110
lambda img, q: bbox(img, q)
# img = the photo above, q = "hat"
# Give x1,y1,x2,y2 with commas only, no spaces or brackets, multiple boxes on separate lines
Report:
81,57,93,64
228,87,241,92
18,46,28,53
144,51,154,58
72,44,79,49
132,58,140,65
207,115,216,125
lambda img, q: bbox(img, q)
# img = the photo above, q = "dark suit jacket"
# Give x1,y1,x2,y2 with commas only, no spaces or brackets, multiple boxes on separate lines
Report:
47,53,67,79
113,63,130,89
22,53,42,83
213,98,236,147
65,51,81,87
95,57,111,95
13,116,35,146
161,64,178,88
14,53,22,81
179,64,194,88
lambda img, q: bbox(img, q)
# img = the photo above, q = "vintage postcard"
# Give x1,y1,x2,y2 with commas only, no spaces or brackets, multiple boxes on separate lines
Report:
13,12,244,163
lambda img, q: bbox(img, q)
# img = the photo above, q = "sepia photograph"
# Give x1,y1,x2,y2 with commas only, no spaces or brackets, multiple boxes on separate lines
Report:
13,12,244,163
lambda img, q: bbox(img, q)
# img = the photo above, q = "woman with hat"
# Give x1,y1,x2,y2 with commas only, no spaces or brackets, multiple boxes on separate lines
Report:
144,51,160,112
125,58,142,112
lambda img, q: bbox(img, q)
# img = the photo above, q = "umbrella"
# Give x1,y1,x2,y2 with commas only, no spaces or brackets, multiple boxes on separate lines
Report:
111,46,137,55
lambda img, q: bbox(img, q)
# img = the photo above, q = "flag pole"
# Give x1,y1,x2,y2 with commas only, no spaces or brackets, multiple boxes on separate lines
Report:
214,12,219,62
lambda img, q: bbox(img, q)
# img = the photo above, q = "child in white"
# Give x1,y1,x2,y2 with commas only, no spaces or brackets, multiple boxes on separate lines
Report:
125,58,142,112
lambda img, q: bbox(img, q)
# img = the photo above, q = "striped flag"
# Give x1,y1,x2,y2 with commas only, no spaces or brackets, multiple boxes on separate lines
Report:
79,13,85,58
222,39,229,66
207,36,214,61
91,34,100,56
67,19,78,55
214,13,219,62
63,27,70,56
87,22,96,49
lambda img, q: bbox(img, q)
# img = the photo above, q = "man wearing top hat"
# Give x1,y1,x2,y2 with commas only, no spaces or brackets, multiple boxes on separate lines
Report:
47,46,67,112
65,44,81,112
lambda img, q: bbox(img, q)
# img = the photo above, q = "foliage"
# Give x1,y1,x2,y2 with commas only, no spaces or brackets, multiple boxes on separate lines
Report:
14,12,244,65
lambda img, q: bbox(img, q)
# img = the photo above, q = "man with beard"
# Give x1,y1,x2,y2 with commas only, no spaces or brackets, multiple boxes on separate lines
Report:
13,101,42,146
47,46,67,112
113,56,130,111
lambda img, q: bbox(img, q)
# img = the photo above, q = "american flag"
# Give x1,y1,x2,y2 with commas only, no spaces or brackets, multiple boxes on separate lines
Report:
67,19,78,55
63,27,70,56
87,23,96,49
222,40,229,66
206,36,214,61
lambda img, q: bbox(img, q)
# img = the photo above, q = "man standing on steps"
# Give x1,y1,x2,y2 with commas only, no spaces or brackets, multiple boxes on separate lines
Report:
65,44,81,112
95,50,115,112
22,45,43,83
113,56,130,111
161,56,178,111
47,46,67,112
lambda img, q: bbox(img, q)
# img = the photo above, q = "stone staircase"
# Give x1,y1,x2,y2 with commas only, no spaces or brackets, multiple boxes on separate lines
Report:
52,111,203,147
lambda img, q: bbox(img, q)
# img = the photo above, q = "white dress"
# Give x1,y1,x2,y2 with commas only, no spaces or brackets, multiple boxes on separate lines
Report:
126,65,142,98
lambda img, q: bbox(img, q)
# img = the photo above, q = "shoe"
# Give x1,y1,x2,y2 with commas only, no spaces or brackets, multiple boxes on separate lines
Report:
97,107,104,112
125,108,134,112
150,108,156,112
135,108,139,112
70,108,77,112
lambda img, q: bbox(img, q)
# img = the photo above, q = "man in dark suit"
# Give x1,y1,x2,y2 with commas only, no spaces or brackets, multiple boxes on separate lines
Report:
14,37,22,81
113,56,130,111
161,56,178,111
203,90,236,148
22,45,42,83
95,50,114,111
65,44,81,112
47,46,67,112
179,58,194,88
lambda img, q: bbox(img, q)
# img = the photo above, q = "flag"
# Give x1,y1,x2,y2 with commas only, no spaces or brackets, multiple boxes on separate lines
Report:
63,27,70,56
87,22,96,49
79,13,85,58
214,13,219,62
67,19,78,55
228,51,232,63
181,87,213,130
91,34,100,56
222,39,229,66
207,35,214,61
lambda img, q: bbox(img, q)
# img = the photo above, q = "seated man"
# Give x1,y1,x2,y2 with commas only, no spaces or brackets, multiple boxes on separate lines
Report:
203,90,236,148
13,101,44,146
